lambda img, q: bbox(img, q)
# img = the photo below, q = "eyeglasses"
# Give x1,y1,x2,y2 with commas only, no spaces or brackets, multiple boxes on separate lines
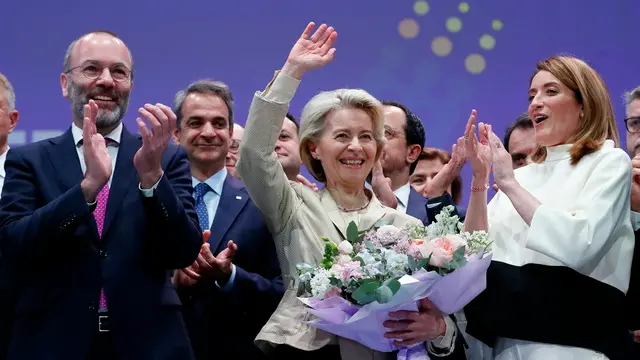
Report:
229,139,241,152
625,117,640,134
66,62,132,83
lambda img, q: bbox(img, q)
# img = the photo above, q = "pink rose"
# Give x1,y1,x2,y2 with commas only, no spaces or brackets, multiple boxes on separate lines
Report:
323,286,342,299
418,235,467,267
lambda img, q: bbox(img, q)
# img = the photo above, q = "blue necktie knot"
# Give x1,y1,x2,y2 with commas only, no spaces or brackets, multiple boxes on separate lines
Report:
194,182,211,199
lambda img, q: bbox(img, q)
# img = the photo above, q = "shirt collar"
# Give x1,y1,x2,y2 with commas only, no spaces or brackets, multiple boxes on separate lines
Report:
192,167,227,196
0,146,9,178
71,122,123,146
394,182,411,208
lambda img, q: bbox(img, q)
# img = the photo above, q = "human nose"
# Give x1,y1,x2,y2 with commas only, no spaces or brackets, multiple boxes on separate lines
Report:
200,122,218,137
347,136,363,151
95,68,115,87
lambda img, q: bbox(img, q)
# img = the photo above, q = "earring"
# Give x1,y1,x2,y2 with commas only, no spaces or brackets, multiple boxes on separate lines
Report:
579,111,584,119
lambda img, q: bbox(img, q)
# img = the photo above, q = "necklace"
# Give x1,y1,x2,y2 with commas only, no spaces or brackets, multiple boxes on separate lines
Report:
337,198,370,212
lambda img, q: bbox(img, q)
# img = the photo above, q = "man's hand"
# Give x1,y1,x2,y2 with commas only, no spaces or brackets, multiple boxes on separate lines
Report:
172,230,211,287
80,100,112,202
133,103,176,188
425,137,465,198
195,238,238,286
371,160,397,208
296,174,319,192
383,298,446,346
631,154,640,212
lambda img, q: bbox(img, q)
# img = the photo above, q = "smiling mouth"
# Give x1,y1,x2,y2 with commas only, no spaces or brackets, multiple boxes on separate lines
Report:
534,115,548,124
340,159,364,166
90,95,117,103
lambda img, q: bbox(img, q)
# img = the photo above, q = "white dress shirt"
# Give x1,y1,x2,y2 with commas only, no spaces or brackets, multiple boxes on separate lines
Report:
192,167,236,290
484,140,633,360
71,123,161,199
0,146,9,198
394,182,411,214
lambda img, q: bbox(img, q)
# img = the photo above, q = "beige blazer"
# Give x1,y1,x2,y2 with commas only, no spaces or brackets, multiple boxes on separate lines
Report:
236,72,422,359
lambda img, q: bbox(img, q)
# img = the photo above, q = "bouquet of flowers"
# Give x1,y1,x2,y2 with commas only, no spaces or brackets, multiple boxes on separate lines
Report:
296,206,492,359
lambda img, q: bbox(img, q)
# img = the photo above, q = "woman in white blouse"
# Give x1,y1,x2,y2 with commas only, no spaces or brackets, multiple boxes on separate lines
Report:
461,55,636,359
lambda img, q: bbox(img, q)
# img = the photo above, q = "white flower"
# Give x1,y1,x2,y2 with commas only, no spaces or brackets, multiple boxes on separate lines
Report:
338,240,353,255
337,254,353,265
310,269,334,298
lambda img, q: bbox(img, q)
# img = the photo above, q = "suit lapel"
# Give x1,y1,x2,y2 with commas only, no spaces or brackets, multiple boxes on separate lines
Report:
406,187,428,224
208,176,248,253
46,128,85,192
102,128,140,239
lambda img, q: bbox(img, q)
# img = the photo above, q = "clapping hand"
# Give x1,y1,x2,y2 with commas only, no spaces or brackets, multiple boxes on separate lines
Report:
631,154,640,212
80,100,112,202
196,236,238,286
425,137,466,198
281,22,338,79
172,230,212,287
463,110,492,184
487,126,516,190
371,160,398,209
133,103,176,188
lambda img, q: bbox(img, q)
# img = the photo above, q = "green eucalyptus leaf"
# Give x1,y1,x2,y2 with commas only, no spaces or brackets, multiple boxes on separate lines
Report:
383,277,402,295
408,256,418,271
347,221,359,243
352,281,380,305
374,285,394,303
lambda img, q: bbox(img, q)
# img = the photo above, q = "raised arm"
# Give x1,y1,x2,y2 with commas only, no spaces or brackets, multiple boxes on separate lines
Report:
236,22,337,235
462,110,491,232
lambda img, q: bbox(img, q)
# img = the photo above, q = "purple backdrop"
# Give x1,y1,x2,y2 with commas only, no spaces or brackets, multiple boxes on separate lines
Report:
1,0,638,203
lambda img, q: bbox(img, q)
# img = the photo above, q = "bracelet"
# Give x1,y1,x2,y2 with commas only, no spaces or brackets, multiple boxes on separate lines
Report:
471,184,489,192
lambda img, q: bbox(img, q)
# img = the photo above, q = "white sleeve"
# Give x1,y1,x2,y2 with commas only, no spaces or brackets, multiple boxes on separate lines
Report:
525,150,632,269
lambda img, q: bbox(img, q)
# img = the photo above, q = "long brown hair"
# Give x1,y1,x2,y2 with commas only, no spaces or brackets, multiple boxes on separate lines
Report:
530,56,619,165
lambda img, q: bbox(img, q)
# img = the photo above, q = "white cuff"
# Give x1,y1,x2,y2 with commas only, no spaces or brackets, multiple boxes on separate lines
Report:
138,172,164,197
427,316,456,356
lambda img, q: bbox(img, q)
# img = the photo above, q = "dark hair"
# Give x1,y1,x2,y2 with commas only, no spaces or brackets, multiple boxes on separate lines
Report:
381,100,426,174
285,112,299,131
503,112,534,152
417,148,463,205
173,79,234,130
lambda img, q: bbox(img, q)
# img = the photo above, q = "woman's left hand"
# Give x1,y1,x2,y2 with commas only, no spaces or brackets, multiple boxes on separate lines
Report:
383,298,446,346
487,125,516,189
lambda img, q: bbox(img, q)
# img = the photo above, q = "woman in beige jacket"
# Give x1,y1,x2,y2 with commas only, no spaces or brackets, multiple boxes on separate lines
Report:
237,23,456,360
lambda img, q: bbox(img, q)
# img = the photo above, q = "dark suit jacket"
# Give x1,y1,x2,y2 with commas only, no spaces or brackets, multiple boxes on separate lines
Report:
178,175,284,360
0,127,202,360
405,188,467,359
627,229,640,331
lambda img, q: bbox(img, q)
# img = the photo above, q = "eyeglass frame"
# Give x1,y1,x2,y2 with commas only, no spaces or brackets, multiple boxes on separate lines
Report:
624,117,640,133
65,61,133,83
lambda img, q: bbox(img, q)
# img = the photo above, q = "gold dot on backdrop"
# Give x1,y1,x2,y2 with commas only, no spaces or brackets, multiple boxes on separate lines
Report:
465,54,486,74
414,0,429,15
446,17,462,33
492,20,503,31
398,18,420,38
458,2,470,13
431,36,453,56
479,34,496,50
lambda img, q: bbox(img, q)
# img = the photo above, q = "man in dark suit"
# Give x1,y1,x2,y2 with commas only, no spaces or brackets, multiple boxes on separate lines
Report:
171,79,284,359
0,31,202,360
376,100,467,359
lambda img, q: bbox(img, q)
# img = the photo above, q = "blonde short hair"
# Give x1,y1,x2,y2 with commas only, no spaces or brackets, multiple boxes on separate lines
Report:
530,55,618,165
299,89,385,182
0,72,16,111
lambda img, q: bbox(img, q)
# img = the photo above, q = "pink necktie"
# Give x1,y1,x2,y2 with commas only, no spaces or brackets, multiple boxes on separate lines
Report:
94,184,110,310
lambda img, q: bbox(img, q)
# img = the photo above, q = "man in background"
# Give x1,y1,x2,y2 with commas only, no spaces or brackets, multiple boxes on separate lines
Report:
0,72,20,360
225,123,244,178
503,112,536,169
623,85,640,352
0,73,19,196
172,79,283,359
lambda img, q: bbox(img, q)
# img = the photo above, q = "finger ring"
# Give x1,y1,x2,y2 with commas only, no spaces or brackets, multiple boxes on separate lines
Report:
463,137,469,142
